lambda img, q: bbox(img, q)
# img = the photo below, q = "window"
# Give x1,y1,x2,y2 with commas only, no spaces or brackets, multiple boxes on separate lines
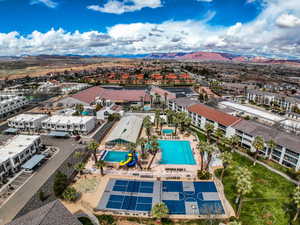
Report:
285,149,299,158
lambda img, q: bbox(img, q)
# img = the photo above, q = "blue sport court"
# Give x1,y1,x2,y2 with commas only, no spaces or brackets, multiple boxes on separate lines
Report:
97,179,224,215
158,140,196,165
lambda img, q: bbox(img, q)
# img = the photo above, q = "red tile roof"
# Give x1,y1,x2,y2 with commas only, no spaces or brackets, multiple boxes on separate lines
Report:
187,104,241,127
71,86,150,104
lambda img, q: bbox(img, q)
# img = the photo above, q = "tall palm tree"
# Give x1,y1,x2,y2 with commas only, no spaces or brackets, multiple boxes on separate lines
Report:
230,135,240,152
155,109,161,130
214,128,224,145
173,116,180,136
234,167,252,218
95,160,105,176
159,117,165,133
165,109,174,125
163,92,168,111
197,140,207,171
137,137,147,155
220,152,233,181
205,123,214,143
252,136,265,166
147,136,159,169
293,186,300,221
87,141,99,163
143,116,152,141
204,144,217,171
267,139,276,159
151,202,169,222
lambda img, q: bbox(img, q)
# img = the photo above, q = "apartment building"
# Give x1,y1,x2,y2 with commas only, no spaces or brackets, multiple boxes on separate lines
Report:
0,135,41,180
8,114,49,131
168,97,200,114
187,103,241,137
233,119,300,170
0,96,29,118
41,115,96,134
247,90,300,112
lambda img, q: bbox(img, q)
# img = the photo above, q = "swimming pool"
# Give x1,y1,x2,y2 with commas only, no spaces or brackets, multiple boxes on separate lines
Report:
103,151,130,162
162,129,174,134
158,140,196,165
143,105,151,111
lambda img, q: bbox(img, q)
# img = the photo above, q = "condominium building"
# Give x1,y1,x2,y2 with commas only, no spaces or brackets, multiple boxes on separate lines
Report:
8,114,49,131
0,135,41,180
0,96,29,118
247,90,300,112
187,103,241,137
41,115,96,134
168,97,200,114
233,120,300,170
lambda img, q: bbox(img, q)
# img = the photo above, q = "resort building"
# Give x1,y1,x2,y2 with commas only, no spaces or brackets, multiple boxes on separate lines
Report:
247,90,300,112
0,96,29,118
168,97,200,114
149,86,176,103
8,114,49,131
187,103,241,137
41,115,96,134
105,115,144,145
96,104,124,120
0,135,41,180
233,119,300,170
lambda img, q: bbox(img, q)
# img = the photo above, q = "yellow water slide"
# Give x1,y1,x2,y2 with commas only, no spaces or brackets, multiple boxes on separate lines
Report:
119,153,133,166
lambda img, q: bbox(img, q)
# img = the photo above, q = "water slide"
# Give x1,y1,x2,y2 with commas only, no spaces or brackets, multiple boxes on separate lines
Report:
119,152,137,167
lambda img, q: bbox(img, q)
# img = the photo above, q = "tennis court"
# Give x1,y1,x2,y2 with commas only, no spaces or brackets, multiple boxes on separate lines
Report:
97,179,224,216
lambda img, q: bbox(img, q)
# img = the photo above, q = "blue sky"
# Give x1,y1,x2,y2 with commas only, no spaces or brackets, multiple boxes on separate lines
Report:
0,0,300,58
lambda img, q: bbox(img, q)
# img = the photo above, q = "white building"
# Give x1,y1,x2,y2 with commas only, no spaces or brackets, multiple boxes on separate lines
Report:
0,96,29,118
168,97,200,114
96,104,124,120
0,135,41,180
41,115,96,134
8,114,49,131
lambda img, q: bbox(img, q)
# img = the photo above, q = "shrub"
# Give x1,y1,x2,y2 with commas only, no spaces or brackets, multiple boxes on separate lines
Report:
39,191,47,202
53,171,68,197
96,215,115,225
197,170,211,180
62,187,79,202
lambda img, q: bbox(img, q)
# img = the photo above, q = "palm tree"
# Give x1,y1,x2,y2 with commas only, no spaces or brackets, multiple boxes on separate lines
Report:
74,162,85,175
159,117,165,133
214,128,224,145
220,152,233,181
163,92,168,111
143,116,152,141
197,140,207,171
252,136,265,166
95,160,105,176
87,141,99,163
151,202,169,222
267,139,276,159
230,135,240,152
173,115,180,136
165,109,174,125
234,167,252,218
74,151,84,159
155,109,161,130
204,144,217,171
205,123,214,143
147,136,159,169
137,137,147,155
293,186,300,221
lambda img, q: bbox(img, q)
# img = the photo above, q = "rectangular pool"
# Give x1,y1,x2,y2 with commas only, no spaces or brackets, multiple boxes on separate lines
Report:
158,140,196,165
103,151,129,162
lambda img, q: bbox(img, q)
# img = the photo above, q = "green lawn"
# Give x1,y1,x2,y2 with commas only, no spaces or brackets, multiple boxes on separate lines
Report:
217,152,299,225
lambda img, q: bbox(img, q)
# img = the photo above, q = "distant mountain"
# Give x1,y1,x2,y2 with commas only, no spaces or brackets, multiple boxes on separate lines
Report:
145,51,300,66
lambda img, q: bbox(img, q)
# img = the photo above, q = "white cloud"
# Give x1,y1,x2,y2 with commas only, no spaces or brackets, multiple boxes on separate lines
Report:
276,13,300,28
1,0,300,58
30,0,58,8
87,0,162,14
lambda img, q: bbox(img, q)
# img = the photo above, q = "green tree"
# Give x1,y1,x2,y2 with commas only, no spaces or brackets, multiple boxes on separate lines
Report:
74,151,84,159
137,137,147,155
228,221,242,225
230,135,240,152
197,140,207,171
293,186,300,221
267,139,276,159
53,171,68,197
205,123,214,143
74,162,85,175
151,202,169,222
234,167,252,218
214,128,224,145
87,141,99,163
143,116,152,141
204,144,217,171
220,152,233,181
95,160,106,176
252,136,265,166
62,187,78,202
154,109,161,130
75,104,84,114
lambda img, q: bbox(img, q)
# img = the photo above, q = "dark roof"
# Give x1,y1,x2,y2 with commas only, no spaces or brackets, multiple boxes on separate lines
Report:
170,97,200,108
6,200,82,225
22,155,46,170
233,119,300,152
188,103,241,127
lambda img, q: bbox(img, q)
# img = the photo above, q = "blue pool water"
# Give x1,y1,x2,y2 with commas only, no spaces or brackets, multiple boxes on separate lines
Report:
158,140,196,165
162,129,174,134
103,151,130,162
143,105,151,111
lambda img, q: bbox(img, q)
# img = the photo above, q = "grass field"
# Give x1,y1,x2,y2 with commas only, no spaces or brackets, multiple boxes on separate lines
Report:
217,152,299,225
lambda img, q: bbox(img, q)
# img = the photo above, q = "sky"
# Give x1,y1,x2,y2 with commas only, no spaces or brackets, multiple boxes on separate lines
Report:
0,0,300,58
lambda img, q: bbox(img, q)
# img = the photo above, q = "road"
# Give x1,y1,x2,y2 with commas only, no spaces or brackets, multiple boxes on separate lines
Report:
0,136,84,225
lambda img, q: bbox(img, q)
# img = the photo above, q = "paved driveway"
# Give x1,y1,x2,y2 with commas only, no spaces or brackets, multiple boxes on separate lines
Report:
0,136,84,225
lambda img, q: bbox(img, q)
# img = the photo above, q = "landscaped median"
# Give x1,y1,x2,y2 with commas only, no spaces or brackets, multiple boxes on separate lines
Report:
215,152,299,225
